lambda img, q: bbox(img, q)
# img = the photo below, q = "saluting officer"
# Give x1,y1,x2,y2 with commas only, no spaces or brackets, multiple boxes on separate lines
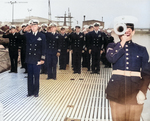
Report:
106,16,150,121
40,24,48,74
59,27,69,70
89,23,104,74
3,25,19,73
19,24,27,72
24,19,46,97
86,25,94,71
41,24,48,34
70,25,84,74
46,23,60,80
103,30,114,68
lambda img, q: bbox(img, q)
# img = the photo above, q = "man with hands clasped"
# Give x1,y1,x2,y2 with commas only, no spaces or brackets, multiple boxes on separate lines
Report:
23,19,46,97
105,16,150,121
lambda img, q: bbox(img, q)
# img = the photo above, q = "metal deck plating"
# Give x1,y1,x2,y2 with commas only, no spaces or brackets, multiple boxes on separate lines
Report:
0,64,150,121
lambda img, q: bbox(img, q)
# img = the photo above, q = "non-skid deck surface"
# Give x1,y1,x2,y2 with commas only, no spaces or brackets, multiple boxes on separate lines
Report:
0,64,149,121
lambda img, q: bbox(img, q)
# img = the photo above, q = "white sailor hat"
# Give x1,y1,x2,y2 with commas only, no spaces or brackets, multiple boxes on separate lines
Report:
21,23,27,28
93,22,100,27
49,23,57,27
107,29,112,33
114,16,138,25
9,25,16,29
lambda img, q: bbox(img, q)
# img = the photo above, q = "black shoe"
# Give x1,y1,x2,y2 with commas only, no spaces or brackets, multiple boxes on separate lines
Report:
34,94,39,97
20,67,24,69
24,71,27,74
46,78,51,80
53,78,56,80
14,71,18,73
97,72,100,74
9,71,13,73
73,72,78,74
26,94,33,97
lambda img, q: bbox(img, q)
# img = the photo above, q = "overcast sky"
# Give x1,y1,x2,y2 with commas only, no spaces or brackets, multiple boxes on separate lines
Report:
0,0,149,28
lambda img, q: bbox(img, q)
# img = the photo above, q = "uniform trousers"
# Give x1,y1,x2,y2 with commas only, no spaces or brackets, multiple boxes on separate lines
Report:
87,49,91,70
9,49,18,72
27,64,41,95
47,54,58,79
59,49,67,69
20,47,26,68
73,51,82,73
91,50,100,72
110,100,143,121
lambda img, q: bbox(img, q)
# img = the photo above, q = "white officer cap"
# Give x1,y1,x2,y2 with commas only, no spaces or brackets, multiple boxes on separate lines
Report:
21,23,27,28
88,25,93,29
83,25,89,29
41,23,48,27
107,30,112,33
9,25,16,29
75,25,80,28
99,26,103,29
32,19,39,25
93,22,100,27
114,16,138,25
28,19,33,25
49,23,57,27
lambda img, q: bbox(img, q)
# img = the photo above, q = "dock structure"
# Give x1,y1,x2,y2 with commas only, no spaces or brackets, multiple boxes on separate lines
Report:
0,62,150,121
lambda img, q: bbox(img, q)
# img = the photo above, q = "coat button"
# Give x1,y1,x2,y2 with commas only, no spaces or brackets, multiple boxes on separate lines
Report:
126,67,129,69
126,62,129,64
126,53,129,56
115,50,118,52
125,45,128,47
34,53,36,55
112,79,114,82
126,49,128,51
